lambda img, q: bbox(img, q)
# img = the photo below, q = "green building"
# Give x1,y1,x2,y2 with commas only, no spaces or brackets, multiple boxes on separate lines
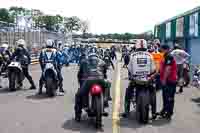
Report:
154,6,200,64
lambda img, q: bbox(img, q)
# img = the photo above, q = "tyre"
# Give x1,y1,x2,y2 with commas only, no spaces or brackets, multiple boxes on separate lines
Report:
9,72,16,91
46,77,55,97
94,94,103,128
136,90,149,124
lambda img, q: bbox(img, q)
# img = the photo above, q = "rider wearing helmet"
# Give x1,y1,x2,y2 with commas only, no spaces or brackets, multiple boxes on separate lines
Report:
38,39,64,94
11,39,36,90
75,53,111,121
122,39,157,119
56,41,65,93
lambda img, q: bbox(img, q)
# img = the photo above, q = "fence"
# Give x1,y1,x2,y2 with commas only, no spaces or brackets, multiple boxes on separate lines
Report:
0,21,66,49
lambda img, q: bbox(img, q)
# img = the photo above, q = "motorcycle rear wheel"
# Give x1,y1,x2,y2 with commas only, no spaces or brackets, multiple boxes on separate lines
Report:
136,90,149,124
9,72,17,91
94,94,103,128
46,77,56,97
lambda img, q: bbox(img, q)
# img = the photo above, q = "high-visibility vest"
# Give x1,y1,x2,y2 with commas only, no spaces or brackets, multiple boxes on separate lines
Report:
151,52,164,72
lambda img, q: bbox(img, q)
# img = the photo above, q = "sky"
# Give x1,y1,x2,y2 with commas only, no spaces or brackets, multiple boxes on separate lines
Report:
1,0,200,34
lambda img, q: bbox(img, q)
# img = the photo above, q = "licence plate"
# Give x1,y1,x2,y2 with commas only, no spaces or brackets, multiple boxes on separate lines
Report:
136,76,148,82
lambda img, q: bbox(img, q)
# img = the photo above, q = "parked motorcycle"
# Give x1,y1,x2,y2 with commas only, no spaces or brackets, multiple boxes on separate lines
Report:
8,60,24,91
192,66,200,89
43,63,58,97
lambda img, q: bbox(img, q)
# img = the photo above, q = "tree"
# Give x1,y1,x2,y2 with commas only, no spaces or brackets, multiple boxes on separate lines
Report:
9,7,26,15
64,16,81,32
80,20,89,34
123,33,133,41
40,15,58,31
0,8,14,23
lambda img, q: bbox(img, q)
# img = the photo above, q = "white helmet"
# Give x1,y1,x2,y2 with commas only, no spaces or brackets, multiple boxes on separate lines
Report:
1,44,9,50
63,43,69,47
16,39,26,47
46,39,54,48
135,39,147,49
154,39,160,45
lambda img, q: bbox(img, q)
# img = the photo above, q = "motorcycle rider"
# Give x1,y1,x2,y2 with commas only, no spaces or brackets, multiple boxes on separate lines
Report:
38,39,64,94
103,48,115,100
75,53,111,121
123,50,130,68
121,45,128,61
11,39,36,90
62,43,70,66
122,39,157,119
56,42,65,93
103,49,115,70
110,45,117,60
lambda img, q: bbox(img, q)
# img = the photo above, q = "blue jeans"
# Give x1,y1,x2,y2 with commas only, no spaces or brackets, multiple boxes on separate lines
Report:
162,82,176,116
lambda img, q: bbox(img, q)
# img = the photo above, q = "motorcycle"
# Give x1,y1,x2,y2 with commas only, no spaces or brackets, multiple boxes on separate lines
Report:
77,83,104,128
43,63,58,97
127,76,154,124
8,60,25,91
192,66,200,88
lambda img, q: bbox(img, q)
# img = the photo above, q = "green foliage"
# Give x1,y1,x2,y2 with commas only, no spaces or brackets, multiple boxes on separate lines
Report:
0,8,14,23
64,16,81,32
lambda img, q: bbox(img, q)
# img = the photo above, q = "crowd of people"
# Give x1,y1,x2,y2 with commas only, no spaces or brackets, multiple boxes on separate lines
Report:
0,38,191,125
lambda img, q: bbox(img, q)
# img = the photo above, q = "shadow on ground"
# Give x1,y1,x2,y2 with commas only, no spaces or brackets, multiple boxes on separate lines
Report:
0,87,30,94
120,111,171,129
191,97,200,103
62,114,103,133
26,94,53,100
26,92,65,100
0,87,10,94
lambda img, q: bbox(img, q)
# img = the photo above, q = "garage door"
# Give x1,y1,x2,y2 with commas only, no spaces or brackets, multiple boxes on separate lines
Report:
189,38,200,65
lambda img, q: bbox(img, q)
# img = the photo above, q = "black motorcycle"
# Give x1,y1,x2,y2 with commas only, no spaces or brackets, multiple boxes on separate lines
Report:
75,82,105,128
126,76,155,123
43,63,58,97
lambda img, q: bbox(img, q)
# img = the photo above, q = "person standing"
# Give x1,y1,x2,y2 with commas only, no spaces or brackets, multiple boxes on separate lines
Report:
159,44,177,120
11,39,36,90
171,44,190,93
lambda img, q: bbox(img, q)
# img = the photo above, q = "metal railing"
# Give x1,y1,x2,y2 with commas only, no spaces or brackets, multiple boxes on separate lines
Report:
0,21,65,49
